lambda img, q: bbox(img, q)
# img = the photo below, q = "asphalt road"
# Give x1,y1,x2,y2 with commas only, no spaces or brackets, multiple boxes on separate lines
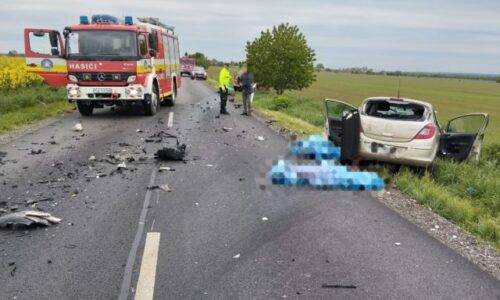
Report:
0,79,499,300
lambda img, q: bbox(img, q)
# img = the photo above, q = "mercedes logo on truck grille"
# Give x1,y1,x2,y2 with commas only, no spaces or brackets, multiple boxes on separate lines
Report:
97,73,106,82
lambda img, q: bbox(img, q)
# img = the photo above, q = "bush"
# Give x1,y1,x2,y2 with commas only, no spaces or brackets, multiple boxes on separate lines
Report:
270,95,294,111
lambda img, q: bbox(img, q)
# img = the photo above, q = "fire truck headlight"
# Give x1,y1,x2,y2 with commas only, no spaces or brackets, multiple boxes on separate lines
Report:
127,76,137,83
68,87,80,97
129,89,138,96
68,75,78,82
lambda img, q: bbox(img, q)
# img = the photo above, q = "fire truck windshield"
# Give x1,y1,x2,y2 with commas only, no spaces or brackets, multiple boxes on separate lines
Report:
66,30,138,61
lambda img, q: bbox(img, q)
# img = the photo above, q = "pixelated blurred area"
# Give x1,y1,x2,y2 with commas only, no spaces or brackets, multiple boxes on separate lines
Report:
270,135,384,191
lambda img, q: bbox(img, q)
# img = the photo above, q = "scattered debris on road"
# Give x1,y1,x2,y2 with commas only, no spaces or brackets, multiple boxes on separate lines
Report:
321,284,356,289
159,184,172,192
30,149,44,155
89,155,96,161
26,197,54,205
256,136,265,141
0,210,61,228
262,217,268,221
73,123,83,132
117,162,127,170
233,254,240,259
159,166,175,172
395,242,402,246
222,127,233,132
155,144,186,161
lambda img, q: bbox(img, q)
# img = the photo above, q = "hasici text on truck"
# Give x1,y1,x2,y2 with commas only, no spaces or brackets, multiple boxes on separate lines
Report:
24,15,181,116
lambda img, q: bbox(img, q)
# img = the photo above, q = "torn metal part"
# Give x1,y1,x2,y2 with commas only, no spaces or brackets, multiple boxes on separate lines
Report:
26,197,54,205
73,123,83,132
0,210,61,228
155,144,186,161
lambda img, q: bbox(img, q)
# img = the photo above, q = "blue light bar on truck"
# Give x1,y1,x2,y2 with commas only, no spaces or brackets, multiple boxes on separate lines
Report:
91,14,121,25
124,16,133,25
80,16,89,25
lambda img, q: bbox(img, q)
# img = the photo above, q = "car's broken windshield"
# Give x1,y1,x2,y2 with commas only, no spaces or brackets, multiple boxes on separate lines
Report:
364,100,426,121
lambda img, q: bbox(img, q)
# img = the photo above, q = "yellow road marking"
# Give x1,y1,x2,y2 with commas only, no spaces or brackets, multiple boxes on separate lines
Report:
134,232,161,300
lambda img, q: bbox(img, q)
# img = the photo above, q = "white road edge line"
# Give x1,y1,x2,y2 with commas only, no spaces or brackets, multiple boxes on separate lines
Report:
167,112,174,128
118,170,157,300
134,232,161,300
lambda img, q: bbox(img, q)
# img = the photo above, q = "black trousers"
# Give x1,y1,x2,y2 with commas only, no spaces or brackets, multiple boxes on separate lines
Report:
219,88,228,113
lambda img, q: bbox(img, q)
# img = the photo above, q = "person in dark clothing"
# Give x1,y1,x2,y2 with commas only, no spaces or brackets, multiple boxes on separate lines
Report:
239,65,254,116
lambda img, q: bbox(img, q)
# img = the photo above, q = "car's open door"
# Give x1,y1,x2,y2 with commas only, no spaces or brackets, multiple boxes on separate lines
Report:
439,113,489,162
24,28,67,86
324,99,357,145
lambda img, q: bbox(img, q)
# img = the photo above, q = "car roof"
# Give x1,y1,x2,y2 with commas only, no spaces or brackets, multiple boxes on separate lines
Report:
363,97,433,109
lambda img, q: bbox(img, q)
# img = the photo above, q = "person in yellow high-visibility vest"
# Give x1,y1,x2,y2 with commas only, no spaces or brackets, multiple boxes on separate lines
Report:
218,63,232,115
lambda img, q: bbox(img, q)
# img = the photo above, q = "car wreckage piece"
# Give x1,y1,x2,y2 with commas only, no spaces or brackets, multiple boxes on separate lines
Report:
0,210,62,227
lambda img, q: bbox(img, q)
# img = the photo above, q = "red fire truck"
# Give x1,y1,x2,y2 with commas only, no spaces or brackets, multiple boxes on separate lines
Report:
24,15,181,116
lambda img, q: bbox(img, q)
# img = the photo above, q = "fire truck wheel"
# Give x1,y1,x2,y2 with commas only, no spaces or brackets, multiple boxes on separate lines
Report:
144,85,159,116
164,82,177,107
76,101,94,116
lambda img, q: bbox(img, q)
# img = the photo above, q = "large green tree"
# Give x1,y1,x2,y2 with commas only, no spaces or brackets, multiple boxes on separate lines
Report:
246,23,316,95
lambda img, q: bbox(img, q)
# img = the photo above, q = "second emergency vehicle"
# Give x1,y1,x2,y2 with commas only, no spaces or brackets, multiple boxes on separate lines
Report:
24,15,181,116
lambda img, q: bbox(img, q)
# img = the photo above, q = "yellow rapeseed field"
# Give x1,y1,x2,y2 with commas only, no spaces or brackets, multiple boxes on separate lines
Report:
0,56,43,90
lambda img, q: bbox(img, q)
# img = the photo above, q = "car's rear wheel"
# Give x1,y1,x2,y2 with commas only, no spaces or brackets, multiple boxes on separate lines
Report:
76,100,94,116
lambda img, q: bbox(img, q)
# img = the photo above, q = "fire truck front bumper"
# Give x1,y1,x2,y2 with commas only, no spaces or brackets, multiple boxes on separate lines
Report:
67,84,146,102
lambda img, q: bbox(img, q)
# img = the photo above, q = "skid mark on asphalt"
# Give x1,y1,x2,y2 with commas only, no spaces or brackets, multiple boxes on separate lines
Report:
134,232,161,300
167,112,174,128
118,170,157,300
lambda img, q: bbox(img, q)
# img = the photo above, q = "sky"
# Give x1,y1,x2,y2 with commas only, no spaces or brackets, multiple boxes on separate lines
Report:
1,0,500,74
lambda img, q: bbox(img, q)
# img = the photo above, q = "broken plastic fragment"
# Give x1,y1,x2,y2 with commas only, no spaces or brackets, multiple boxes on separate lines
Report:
262,217,268,221
233,254,240,259
159,184,172,192
73,123,83,132
117,162,127,169
158,166,174,172
256,136,265,141
88,155,96,161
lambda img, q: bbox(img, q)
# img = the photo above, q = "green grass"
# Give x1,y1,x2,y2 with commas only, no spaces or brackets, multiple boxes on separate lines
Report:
0,84,74,135
208,67,500,248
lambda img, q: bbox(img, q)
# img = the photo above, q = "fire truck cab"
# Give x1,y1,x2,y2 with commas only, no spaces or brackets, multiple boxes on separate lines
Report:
24,15,181,116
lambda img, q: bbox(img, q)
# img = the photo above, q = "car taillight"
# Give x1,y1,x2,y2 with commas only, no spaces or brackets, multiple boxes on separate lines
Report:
414,124,436,139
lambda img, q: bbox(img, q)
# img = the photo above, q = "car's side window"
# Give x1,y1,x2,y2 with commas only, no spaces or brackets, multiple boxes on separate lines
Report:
325,101,355,120
447,115,485,134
